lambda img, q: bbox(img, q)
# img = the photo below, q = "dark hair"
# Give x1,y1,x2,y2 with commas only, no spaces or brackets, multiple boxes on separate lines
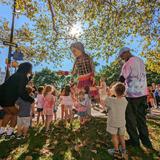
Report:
38,86,44,94
114,83,125,96
84,86,90,94
17,62,32,74
26,86,33,94
52,90,56,96
64,85,71,96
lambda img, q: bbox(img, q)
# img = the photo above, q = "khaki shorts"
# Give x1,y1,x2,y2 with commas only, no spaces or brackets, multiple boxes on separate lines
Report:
17,117,30,127
107,125,126,135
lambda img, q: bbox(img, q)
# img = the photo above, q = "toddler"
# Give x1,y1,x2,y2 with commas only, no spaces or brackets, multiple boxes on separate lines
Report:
43,85,56,132
76,91,88,125
36,86,44,124
60,86,73,121
15,86,35,139
105,83,128,159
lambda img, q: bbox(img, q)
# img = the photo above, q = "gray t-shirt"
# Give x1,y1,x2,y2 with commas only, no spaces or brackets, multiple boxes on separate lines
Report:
16,97,32,117
105,97,128,128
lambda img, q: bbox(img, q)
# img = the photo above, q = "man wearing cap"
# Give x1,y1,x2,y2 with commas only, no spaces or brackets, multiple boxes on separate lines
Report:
119,47,152,149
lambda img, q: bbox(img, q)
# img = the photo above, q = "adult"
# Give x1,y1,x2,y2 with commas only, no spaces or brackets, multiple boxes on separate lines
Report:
0,62,34,136
58,42,94,89
119,47,152,149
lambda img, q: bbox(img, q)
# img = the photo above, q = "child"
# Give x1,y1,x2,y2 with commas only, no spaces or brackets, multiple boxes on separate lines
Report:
105,83,128,159
147,90,156,114
90,78,99,105
98,77,107,110
15,86,35,139
52,90,57,121
60,86,73,121
0,106,5,135
36,86,44,124
76,91,88,125
60,88,65,120
84,86,92,117
43,85,56,132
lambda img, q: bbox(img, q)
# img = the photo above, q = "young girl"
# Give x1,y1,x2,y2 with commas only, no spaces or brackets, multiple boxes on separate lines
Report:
43,85,56,132
90,78,99,104
52,90,57,121
76,91,88,125
84,86,92,117
36,86,44,124
147,90,156,114
60,86,73,122
98,77,107,110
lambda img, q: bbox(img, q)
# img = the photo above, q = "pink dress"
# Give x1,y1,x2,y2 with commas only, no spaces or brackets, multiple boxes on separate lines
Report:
44,93,56,115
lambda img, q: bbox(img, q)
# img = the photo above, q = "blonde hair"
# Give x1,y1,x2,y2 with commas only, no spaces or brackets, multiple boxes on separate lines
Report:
43,85,54,97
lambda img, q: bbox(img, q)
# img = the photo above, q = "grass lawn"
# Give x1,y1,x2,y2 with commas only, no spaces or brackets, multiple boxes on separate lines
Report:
0,117,159,160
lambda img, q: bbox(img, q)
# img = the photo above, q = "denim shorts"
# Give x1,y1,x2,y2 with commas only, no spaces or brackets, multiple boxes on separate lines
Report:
78,111,87,117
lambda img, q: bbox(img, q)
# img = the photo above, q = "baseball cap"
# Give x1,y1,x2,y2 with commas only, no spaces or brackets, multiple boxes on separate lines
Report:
118,47,130,57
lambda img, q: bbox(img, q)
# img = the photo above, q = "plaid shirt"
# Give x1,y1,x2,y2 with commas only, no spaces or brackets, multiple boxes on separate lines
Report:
73,54,94,76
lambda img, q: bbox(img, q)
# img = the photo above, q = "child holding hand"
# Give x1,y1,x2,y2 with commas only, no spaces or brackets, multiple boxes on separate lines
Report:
105,83,128,159
43,85,56,132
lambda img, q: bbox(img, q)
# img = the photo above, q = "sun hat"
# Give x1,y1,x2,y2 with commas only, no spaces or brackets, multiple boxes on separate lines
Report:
119,47,130,57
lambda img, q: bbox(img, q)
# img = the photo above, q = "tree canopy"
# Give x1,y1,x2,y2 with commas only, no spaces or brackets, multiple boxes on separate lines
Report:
0,0,159,69
33,68,73,88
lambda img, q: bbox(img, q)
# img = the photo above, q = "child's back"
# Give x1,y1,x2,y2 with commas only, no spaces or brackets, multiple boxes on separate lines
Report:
106,97,128,128
16,97,32,117
37,94,44,109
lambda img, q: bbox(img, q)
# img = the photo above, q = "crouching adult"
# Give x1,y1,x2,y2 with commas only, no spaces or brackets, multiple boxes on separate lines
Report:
0,62,34,137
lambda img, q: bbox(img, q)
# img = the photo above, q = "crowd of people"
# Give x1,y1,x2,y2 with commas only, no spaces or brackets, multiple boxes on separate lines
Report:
0,42,158,160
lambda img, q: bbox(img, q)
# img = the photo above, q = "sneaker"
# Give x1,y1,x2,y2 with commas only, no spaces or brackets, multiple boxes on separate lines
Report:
113,150,122,159
6,127,14,136
107,148,115,156
0,127,5,135
16,135,23,140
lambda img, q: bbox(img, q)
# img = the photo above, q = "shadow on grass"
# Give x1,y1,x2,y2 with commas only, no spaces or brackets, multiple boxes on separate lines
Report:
0,117,159,160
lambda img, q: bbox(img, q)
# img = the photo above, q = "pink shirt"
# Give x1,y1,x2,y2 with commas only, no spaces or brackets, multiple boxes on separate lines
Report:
60,96,73,106
121,56,147,98
36,94,44,109
44,94,56,109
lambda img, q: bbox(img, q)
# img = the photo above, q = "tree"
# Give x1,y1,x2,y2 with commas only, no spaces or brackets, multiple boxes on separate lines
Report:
96,60,123,85
33,68,72,89
0,0,159,66
97,60,160,86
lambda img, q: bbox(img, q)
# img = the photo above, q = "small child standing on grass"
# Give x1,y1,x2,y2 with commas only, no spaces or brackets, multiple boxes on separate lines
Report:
36,86,44,124
76,91,88,125
60,86,73,122
43,85,56,132
105,83,128,159
15,86,35,139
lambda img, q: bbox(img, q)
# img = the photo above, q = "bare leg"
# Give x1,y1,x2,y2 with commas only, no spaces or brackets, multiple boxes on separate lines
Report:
61,105,65,119
17,125,22,136
2,114,11,127
37,112,40,124
119,135,126,151
112,135,119,151
23,126,29,137
41,113,45,124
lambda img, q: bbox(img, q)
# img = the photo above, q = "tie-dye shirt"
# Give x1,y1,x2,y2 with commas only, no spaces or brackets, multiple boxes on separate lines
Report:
121,56,147,98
